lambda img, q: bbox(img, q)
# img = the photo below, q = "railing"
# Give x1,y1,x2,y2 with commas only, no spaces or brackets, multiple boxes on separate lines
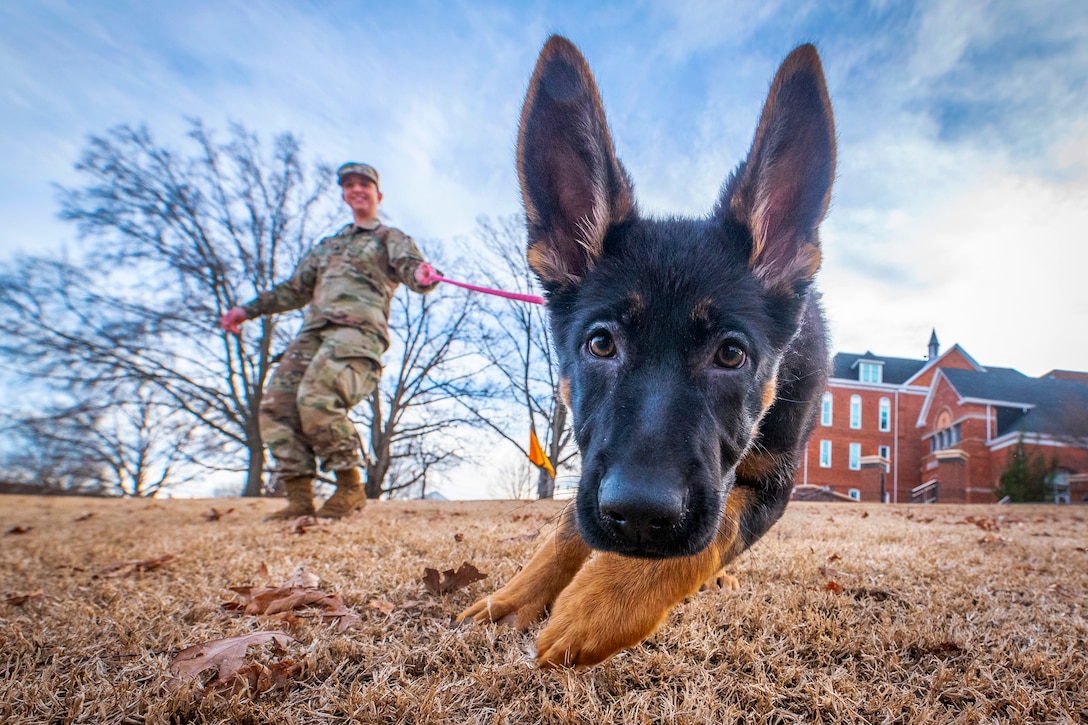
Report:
910,480,939,504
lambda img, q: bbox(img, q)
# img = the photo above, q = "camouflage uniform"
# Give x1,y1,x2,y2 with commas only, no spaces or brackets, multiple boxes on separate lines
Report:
241,218,435,476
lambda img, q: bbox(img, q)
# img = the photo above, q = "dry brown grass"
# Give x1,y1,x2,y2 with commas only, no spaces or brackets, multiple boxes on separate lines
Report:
1,495,1086,724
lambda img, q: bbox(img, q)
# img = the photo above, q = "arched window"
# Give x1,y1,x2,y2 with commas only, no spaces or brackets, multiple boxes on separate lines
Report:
850,395,862,429
821,392,833,426
879,397,891,432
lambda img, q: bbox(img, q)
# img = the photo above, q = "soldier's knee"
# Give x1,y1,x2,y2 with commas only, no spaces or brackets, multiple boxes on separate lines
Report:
335,358,381,408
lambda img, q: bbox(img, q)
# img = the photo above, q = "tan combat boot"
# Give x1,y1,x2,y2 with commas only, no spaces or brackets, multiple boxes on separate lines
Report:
316,468,367,519
264,475,316,521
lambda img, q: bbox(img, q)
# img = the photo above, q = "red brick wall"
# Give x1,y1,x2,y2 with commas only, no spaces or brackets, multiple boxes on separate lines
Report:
799,384,897,501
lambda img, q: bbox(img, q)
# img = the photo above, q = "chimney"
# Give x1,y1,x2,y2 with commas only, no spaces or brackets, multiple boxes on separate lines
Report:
928,329,940,360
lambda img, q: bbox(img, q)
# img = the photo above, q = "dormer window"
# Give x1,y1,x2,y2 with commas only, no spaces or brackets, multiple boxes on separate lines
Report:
858,361,883,383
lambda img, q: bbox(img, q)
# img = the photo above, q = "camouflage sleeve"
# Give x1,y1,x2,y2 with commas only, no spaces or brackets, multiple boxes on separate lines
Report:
386,229,438,294
240,248,319,318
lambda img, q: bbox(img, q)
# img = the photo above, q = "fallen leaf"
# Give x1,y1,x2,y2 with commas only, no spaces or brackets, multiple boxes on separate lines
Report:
167,631,297,698
202,507,235,521
963,515,1001,532
422,562,488,595
256,562,270,582
818,565,854,580
368,599,396,615
5,526,31,535
824,581,844,593
73,512,95,522
827,553,841,563
285,515,325,535
453,532,464,542
281,568,320,589
4,589,43,606
95,554,176,578
225,570,358,631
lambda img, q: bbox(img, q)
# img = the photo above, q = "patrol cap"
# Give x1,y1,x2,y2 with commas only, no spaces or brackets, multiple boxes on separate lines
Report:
337,162,380,189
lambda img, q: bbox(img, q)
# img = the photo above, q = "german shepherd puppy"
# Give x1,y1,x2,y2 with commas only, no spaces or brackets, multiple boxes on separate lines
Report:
460,36,835,667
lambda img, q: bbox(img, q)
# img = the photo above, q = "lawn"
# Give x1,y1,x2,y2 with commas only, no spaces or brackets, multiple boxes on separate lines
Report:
1,494,1086,724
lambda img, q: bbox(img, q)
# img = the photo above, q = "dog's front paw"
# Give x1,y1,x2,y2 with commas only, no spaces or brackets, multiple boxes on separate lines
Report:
534,560,676,667
457,580,552,631
535,602,656,668
700,568,740,592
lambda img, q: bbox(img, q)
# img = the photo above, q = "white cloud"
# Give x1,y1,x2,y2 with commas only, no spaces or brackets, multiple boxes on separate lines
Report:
822,151,1088,376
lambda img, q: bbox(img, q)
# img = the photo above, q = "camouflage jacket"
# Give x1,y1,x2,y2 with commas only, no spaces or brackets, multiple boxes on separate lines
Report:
242,220,435,360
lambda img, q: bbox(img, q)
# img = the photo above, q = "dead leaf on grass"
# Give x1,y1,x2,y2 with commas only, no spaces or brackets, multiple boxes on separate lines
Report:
824,581,844,593
225,569,358,631
167,630,298,699
422,562,487,594
453,532,464,542
818,565,855,580
962,515,1003,532
73,512,95,522
202,507,235,521
95,554,176,578
368,599,396,615
285,515,326,535
4,589,43,606
5,525,31,535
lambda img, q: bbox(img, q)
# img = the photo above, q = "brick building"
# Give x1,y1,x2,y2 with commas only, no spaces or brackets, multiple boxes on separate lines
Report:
794,331,1088,503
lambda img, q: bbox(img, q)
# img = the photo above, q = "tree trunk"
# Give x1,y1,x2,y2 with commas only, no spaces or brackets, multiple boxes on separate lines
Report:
536,466,554,499
242,437,265,494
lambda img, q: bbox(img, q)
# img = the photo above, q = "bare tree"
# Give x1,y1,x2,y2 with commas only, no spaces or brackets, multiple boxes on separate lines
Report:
0,120,335,496
357,279,491,499
450,216,576,498
0,411,107,495
489,454,537,500
6,383,197,497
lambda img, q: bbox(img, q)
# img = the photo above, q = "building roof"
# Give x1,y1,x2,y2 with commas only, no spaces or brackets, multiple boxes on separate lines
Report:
941,367,1088,437
832,351,927,385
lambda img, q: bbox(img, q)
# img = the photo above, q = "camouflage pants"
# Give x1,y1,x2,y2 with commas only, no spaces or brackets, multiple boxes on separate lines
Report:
259,326,383,476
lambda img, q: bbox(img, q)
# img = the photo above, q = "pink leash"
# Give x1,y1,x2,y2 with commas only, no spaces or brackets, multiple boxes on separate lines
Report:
428,273,544,305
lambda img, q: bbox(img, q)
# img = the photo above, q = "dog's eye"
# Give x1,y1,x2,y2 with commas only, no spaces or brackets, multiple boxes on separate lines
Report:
714,343,746,369
587,330,616,358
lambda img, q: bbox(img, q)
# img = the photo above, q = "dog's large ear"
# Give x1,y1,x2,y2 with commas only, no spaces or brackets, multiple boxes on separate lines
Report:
717,44,836,294
518,35,637,289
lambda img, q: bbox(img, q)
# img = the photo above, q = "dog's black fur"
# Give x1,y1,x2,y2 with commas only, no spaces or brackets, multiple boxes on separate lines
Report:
522,37,834,559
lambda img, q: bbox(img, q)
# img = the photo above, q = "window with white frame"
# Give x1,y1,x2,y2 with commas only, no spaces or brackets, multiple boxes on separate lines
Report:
879,397,891,432
850,395,862,429
1053,470,1070,504
849,442,861,470
821,392,833,426
879,445,890,460
819,440,832,468
929,423,962,453
848,489,861,500
858,361,882,384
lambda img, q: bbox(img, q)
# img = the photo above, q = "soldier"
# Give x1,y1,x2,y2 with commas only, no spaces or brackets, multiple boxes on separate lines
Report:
221,162,439,519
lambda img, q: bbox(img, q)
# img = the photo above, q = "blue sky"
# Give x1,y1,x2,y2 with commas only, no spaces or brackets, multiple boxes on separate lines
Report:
2,0,1088,377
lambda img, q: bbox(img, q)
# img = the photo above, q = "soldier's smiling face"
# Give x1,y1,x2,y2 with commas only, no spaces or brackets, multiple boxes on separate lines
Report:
341,176,382,221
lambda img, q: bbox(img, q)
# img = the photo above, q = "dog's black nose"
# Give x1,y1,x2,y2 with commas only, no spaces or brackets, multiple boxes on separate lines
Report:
598,472,686,545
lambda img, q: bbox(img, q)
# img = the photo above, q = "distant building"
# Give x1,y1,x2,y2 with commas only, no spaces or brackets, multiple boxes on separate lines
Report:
796,331,1088,504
